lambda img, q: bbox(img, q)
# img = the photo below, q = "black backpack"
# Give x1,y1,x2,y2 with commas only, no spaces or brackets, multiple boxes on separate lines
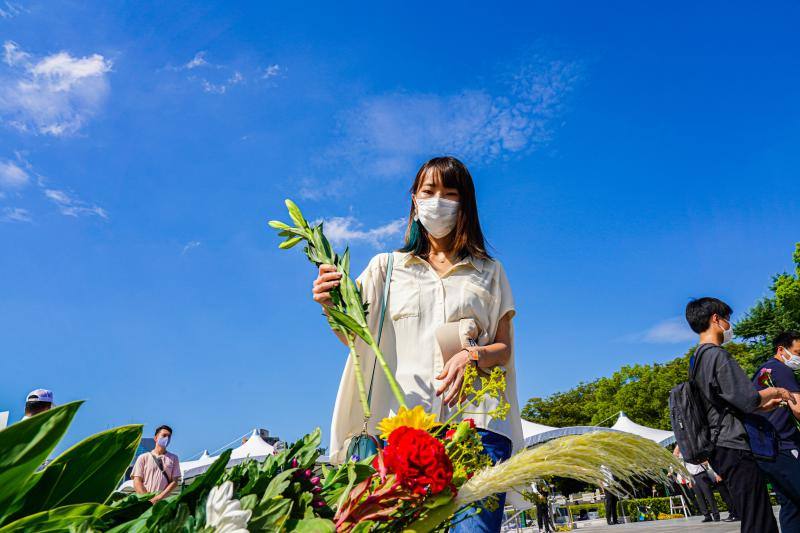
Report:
669,345,716,464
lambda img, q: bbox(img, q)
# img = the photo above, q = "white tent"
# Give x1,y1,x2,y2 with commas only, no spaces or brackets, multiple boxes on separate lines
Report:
524,425,622,447
520,419,556,441
611,412,675,447
181,450,217,480
0,411,8,430
228,429,276,465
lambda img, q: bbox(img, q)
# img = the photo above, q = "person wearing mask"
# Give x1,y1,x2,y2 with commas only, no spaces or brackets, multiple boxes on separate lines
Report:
132,425,181,504
316,156,522,532
21,389,54,420
753,331,800,533
685,297,795,533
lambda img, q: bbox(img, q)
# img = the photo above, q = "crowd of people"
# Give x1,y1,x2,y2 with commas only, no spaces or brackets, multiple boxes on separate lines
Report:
17,389,181,505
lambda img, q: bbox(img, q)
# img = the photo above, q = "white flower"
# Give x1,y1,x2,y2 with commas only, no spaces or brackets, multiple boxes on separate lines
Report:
205,481,252,532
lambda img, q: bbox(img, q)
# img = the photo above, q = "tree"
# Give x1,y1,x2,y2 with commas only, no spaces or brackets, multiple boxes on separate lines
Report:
736,243,800,364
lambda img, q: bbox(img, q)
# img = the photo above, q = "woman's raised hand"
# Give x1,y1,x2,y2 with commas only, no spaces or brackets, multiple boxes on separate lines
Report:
312,263,342,307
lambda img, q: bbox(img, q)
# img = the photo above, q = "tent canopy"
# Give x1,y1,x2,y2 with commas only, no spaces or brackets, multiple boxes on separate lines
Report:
610,412,675,446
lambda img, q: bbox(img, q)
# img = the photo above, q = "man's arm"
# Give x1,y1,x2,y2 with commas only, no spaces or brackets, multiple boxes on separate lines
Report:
133,476,147,495
151,481,178,503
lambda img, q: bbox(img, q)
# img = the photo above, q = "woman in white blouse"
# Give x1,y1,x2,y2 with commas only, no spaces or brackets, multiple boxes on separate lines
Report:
312,156,522,532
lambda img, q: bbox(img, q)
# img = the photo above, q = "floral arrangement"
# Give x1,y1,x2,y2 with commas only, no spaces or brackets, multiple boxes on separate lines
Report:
0,200,686,532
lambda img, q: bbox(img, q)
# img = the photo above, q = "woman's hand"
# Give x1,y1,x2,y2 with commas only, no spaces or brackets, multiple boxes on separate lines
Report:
312,264,342,307
436,350,471,407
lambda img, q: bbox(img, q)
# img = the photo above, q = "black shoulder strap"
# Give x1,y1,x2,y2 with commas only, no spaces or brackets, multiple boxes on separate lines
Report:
151,453,172,483
689,344,711,381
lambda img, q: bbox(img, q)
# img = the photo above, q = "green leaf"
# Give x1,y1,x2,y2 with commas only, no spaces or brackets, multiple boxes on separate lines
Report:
259,468,296,504
249,497,293,531
351,520,376,533
0,503,112,533
291,517,336,533
5,424,142,522
279,236,304,249
0,401,83,524
286,428,322,468
268,220,291,230
285,199,307,229
327,308,370,344
340,247,350,277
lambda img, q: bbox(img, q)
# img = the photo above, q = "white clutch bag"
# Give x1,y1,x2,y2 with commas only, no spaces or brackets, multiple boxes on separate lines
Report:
435,318,480,363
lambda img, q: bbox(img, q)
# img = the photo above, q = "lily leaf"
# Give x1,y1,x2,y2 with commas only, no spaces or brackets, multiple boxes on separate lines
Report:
286,199,307,229
0,401,83,524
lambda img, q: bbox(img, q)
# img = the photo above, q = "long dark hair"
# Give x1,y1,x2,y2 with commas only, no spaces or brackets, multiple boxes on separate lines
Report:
399,156,490,260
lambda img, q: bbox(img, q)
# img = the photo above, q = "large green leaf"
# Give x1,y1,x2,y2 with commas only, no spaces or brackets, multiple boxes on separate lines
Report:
0,503,111,533
0,401,83,523
4,424,142,522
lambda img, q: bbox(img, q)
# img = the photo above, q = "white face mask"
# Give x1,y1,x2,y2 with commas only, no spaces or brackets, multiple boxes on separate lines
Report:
782,348,800,371
414,197,459,238
719,319,733,344
157,436,170,449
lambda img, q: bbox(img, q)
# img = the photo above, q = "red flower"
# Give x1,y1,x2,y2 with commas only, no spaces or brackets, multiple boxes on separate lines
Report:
463,418,476,429
758,368,773,388
378,427,454,495
445,429,456,440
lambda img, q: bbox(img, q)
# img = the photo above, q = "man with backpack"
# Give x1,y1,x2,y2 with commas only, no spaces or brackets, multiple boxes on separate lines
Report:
752,331,800,533
132,425,181,504
674,298,794,532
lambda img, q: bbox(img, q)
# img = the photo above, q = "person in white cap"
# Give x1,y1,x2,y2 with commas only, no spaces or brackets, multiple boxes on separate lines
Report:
22,389,54,420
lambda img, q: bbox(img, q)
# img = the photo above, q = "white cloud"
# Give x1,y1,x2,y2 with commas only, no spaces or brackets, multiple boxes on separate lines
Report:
185,51,208,70
0,41,112,135
263,64,280,79
623,317,696,344
0,1,23,19
327,58,580,181
182,240,201,254
201,79,227,94
322,216,405,248
1,206,31,222
0,159,28,188
43,187,108,219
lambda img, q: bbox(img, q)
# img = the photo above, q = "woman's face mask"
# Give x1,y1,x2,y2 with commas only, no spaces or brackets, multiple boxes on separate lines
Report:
414,196,459,238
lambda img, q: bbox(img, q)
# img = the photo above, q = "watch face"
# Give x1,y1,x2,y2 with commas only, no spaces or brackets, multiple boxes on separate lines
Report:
469,351,480,361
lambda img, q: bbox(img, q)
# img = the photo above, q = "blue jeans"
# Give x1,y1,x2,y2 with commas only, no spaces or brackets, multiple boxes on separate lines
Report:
450,429,513,533
758,448,800,533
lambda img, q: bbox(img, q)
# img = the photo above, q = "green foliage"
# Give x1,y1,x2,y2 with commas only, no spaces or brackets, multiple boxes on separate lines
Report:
3,424,142,523
736,242,800,363
0,401,83,524
0,503,113,532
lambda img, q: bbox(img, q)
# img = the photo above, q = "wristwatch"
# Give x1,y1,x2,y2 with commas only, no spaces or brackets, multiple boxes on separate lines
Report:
466,345,481,366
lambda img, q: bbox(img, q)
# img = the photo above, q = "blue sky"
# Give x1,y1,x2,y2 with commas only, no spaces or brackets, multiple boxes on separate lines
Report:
2,1,800,457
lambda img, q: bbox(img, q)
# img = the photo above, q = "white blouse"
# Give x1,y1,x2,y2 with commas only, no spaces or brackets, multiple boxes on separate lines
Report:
329,251,523,462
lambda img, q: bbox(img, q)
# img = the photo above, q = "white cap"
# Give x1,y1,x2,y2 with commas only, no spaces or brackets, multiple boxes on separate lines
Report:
26,389,54,404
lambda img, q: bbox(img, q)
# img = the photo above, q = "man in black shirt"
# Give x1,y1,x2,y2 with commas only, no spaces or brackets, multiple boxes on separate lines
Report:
685,297,794,533
753,331,800,533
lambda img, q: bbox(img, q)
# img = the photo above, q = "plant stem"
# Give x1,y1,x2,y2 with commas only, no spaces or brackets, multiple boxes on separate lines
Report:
368,340,407,409
347,334,371,419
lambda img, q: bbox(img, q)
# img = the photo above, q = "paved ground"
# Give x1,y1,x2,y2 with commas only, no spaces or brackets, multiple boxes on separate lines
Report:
510,507,782,532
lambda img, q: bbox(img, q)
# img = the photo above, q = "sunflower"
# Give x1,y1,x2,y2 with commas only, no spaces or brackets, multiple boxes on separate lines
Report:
376,405,439,440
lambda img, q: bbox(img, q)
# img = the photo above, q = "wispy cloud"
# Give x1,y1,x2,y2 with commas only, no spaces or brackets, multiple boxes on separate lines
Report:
300,55,580,197
263,64,281,79
43,187,108,219
322,216,405,248
1,206,31,223
0,40,112,135
0,159,29,189
0,1,23,19
166,51,280,95
621,317,696,344
182,240,201,255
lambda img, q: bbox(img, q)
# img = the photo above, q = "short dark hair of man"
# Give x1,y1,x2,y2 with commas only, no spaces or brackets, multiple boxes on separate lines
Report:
772,331,800,353
685,297,733,334
24,400,52,417
154,424,173,436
